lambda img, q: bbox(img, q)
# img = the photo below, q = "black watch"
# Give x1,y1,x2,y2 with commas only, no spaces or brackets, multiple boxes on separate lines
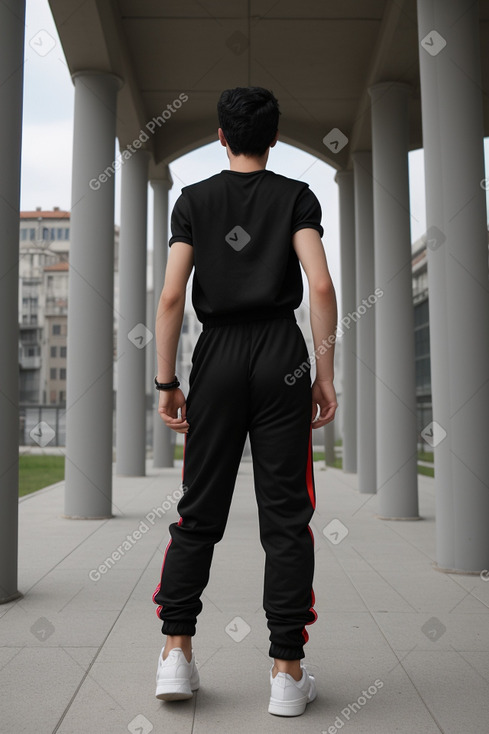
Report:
154,375,180,391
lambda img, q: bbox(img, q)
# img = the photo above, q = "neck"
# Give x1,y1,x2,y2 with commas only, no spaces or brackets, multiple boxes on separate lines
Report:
228,152,269,173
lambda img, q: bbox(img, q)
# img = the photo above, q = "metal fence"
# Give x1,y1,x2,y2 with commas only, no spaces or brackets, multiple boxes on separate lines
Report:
19,405,156,449
20,403,434,453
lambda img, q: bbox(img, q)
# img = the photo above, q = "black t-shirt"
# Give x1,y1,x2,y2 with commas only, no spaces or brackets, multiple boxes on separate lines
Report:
169,169,323,325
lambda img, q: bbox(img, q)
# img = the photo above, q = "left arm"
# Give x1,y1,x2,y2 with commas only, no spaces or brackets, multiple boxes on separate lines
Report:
155,241,194,433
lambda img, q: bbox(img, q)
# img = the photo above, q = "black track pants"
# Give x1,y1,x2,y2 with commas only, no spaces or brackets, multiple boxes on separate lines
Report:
153,317,317,660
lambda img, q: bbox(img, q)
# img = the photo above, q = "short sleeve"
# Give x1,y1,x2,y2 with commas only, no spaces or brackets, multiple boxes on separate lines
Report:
169,194,193,247
291,186,324,238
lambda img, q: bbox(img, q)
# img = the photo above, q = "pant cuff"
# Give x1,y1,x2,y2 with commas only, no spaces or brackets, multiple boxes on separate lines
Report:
269,643,305,660
161,621,196,637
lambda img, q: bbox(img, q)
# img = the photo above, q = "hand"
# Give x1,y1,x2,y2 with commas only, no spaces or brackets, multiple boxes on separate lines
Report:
311,379,337,428
158,388,189,433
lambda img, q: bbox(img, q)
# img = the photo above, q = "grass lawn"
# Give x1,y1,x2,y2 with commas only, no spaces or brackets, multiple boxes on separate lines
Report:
19,455,65,497
18,444,434,498
174,444,185,461
313,452,434,476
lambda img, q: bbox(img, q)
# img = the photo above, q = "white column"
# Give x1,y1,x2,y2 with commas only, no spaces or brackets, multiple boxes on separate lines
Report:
352,152,376,494
0,0,24,602
115,150,150,476
146,288,155,397
335,171,357,473
64,72,121,519
369,82,419,519
323,424,336,467
417,0,489,571
151,174,174,467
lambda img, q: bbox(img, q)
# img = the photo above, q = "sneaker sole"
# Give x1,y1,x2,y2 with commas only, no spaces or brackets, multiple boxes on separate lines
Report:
156,677,199,701
268,696,309,717
156,689,194,701
268,678,317,717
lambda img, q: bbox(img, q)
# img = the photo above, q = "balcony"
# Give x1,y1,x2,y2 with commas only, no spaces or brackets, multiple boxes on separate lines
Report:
44,297,68,316
19,355,41,370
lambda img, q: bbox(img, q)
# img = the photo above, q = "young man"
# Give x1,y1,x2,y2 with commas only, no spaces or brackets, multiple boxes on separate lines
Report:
152,87,337,717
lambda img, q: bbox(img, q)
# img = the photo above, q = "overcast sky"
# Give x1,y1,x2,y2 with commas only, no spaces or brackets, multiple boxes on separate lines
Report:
21,0,489,315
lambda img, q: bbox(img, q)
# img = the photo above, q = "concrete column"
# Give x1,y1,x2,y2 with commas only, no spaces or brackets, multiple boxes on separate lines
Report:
146,288,154,395
369,82,419,519
417,0,489,572
352,152,376,494
0,0,24,603
151,174,174,467
323,424,336,467
335,171,357,473
115,150,150,476
64,72,121,519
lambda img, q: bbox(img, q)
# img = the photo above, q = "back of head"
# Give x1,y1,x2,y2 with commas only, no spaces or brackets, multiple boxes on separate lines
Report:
217,87,280,157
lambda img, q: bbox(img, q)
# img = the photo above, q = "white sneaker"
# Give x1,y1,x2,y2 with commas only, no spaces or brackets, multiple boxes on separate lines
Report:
155,647,200,701
268,665,317,716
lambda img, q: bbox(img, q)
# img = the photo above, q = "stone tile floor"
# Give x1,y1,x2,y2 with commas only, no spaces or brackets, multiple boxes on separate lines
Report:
1,462,488,733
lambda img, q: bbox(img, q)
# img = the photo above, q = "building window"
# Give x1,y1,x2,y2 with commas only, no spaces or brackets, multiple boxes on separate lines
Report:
29,228,36,240
60,346,67,358
20,229,28,241
27,347,35,357
23,329,38,344
414,299,431,392
414,299,429,328
59,391,66,403
64,227,70,239
50,228,56,240
50,368,57,379
52,324,61,335
51,346,57,358
60,368,66,380
415,357,431,390
50,390,57,404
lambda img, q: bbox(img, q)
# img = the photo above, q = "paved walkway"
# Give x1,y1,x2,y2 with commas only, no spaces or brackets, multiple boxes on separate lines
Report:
1,461,489,733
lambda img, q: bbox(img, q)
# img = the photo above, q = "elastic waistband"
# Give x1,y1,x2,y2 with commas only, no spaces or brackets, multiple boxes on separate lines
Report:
202,308,296,330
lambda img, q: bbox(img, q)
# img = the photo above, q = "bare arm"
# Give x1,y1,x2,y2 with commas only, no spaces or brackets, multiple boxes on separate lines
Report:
155,241,194,433
293,228,338,427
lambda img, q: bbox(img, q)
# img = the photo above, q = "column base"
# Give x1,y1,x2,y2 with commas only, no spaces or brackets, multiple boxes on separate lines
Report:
62,514,113,520
0,590,23,604
375,514,422,521
432,562,484,577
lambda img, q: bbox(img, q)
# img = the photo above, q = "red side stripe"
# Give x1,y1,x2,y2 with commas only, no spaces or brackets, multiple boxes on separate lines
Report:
152,434,187,617
181,433,186,483
302,429,318,641
152,517,183,616
306,427,315,510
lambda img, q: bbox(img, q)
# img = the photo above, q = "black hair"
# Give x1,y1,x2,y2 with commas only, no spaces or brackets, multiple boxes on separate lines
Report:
217,87,280,157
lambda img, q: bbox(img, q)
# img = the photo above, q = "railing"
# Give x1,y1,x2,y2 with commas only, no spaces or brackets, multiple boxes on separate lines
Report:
19,355,42,369
19,405,156,449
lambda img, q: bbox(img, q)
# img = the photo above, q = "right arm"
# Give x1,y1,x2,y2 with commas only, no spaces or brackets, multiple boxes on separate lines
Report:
293,228,338,427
